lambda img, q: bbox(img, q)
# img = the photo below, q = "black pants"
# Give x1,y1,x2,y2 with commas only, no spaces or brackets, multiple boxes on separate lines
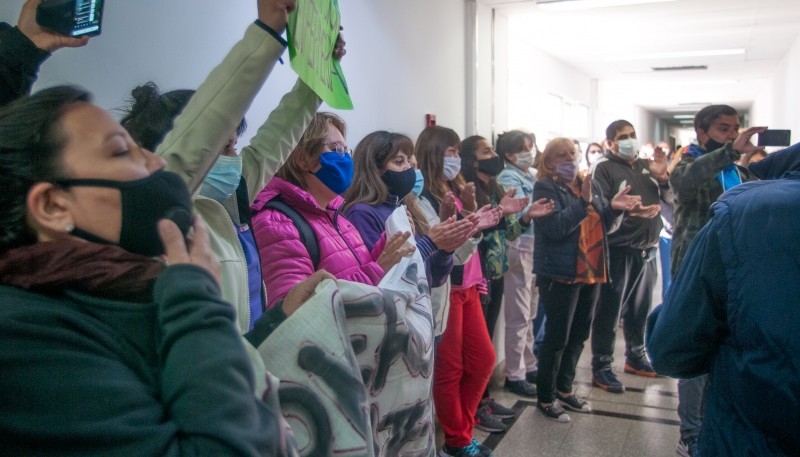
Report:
536,277,600,404
591,247,657,372
481,277,504,340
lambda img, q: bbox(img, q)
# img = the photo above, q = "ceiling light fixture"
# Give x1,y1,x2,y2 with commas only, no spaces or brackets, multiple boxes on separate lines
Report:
536,0,677,12
673,115,694,119
607,49,745,62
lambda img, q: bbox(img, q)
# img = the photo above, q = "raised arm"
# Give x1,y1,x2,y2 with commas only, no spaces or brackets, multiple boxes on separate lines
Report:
669,145,737,196
1,0,90,107
240,78,321,201
156,0,297,194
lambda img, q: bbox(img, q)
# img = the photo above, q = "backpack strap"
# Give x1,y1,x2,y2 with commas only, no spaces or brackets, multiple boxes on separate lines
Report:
264,196,320,270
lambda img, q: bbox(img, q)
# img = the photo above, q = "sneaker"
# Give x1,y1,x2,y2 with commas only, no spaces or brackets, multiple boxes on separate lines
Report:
624,357,658,378
556,392,592,412
471,438,493,457
504,378,537,398
483,398,516,419
474,406,506,433
439,441,488,457
675,437,698,457
592,368,625,393
525,369,538,384
536,401,571,423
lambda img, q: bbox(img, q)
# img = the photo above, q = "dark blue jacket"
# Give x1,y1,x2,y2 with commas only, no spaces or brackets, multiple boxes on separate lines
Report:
749,141,800,179
647,172,800,456
533,176,622,282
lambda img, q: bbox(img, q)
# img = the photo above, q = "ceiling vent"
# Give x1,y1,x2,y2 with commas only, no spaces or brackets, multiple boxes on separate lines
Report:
652,65,708,71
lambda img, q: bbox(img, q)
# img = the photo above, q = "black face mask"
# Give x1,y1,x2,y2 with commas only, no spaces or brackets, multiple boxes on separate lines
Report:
381,168,417,198
57,169,193,257
477,155,504,176
704,138,727,153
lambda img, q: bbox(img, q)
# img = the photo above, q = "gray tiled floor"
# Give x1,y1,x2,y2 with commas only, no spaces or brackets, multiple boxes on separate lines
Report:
475,331,681,457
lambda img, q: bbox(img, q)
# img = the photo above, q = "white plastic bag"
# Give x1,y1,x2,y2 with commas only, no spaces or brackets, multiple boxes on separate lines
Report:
378,205,426,292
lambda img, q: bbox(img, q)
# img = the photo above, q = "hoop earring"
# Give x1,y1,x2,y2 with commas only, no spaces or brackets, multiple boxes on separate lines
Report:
65,223,74,232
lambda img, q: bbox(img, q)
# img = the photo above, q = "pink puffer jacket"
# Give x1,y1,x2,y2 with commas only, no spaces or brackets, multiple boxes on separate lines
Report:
251,177,385,308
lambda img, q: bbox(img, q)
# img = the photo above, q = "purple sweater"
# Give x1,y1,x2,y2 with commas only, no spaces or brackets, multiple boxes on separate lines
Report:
344,197,454,288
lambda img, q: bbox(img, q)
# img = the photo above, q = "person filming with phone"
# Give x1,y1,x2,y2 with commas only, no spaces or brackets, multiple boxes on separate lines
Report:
0,0,91,107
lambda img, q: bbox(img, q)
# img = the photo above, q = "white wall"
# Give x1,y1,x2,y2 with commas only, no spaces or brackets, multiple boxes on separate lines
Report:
751,32,800,137
596,81,656,145
1,0,473,148
501,12,593,147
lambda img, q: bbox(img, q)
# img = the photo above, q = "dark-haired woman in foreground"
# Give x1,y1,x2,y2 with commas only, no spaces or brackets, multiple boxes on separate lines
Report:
0,86,314,456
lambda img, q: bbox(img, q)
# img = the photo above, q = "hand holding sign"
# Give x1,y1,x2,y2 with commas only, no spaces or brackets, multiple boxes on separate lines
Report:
258,0,297,33
287,0,353,109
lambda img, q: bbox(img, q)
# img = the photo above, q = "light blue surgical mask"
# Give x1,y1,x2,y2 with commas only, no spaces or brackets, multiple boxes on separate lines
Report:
617,138,640,160
413,169,424,196
199,155,242,201
443,156,461,181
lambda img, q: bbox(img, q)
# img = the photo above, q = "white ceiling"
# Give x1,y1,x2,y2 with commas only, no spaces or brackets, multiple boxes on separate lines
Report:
485,0,800,123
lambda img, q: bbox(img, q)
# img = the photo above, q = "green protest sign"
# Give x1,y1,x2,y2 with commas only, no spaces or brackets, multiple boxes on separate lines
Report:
287,0,353,110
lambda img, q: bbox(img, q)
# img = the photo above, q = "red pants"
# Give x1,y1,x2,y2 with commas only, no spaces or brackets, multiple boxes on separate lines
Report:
433,285,496,447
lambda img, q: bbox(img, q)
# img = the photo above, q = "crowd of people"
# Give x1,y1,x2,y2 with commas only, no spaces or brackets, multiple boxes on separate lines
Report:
1,0,799,456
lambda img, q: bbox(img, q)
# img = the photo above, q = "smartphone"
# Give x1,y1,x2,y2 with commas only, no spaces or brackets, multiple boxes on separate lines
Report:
757,129,791,147
36,0,104,38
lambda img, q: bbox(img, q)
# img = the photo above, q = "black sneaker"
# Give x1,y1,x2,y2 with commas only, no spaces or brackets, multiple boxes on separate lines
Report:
592,368,625,393
474,405,506,433
525,369,538,384
556,392,592,412
483,398,515,419
624,356,658,378
504,378,537,398
536,401,570,423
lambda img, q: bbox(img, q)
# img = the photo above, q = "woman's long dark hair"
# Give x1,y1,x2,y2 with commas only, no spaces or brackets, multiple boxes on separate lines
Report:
0,86,92,253
460,135,505,208
120,82,246,151
343,131,430,234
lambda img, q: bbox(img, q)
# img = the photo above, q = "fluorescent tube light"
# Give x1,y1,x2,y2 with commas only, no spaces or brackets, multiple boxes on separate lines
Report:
607,49,745,62
673,115,694,119
537,0,677,12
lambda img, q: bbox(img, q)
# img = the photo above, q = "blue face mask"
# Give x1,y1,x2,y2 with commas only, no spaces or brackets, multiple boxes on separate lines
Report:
199,155,242,201
314,151,354,195
412,169,424,196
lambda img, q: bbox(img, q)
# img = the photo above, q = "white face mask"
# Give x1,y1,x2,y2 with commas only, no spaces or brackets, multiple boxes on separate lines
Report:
617,138,640,160
443,156,461,181
514,151,534,170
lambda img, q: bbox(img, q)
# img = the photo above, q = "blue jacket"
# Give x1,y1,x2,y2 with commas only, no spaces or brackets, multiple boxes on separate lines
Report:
647,172,800,456
533,176,622,282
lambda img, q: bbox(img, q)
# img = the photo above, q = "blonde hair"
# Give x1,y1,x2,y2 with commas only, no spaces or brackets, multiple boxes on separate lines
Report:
275,112,347,189
537,137,576,181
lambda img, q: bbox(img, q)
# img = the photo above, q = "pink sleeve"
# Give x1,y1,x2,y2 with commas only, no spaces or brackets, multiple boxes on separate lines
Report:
252,210,316,309
370,232,388,262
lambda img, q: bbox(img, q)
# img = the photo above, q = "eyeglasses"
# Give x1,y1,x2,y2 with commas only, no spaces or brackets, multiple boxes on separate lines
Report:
323,142,352,156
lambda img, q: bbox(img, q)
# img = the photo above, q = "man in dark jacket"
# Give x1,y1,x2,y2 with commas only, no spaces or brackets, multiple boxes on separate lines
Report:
0,0,89,107
589,119,672,394
667,105,765,455
647,170,800,457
